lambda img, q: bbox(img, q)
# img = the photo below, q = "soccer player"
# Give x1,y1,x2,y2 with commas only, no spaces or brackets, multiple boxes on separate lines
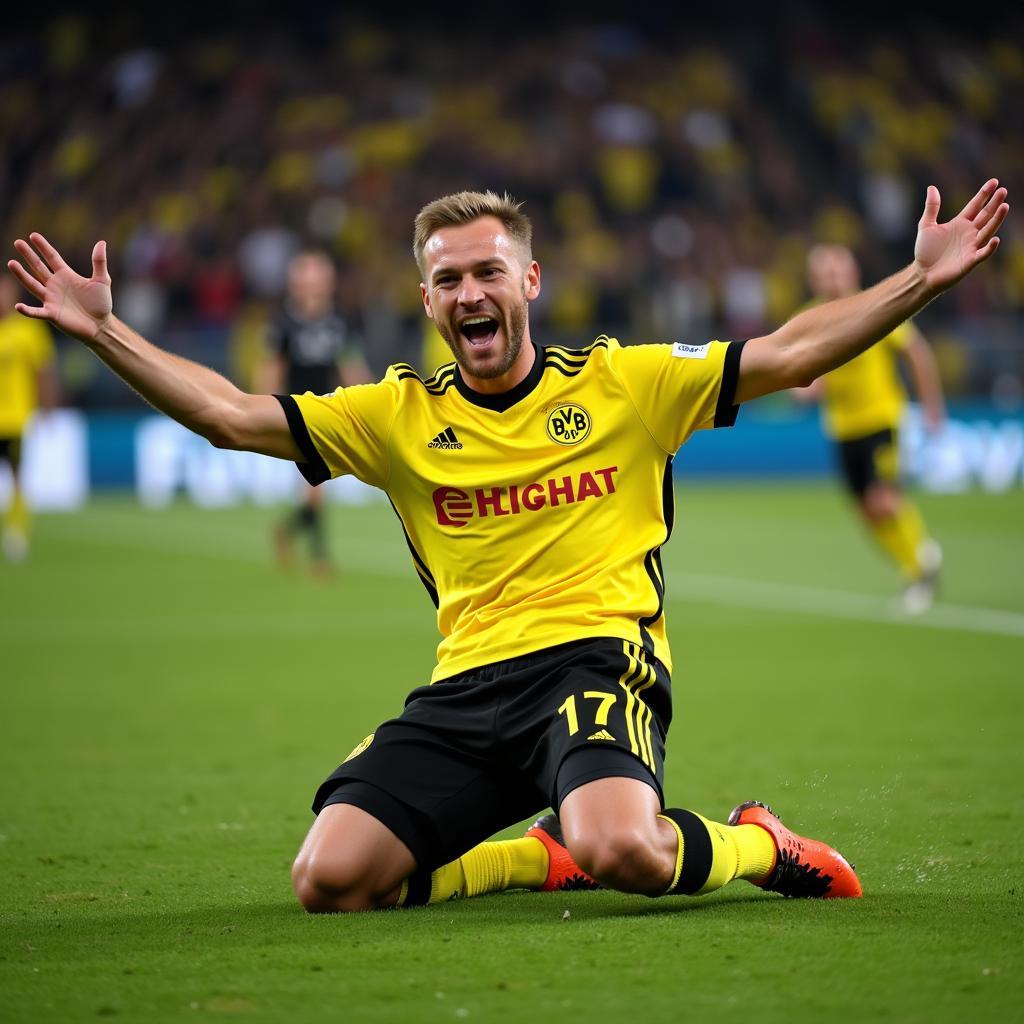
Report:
263,249,370,577
8,179,1008,912
797,244,946,612
0,273,57,562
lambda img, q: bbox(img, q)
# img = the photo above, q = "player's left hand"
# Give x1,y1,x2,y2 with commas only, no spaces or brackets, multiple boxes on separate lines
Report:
914,179,1009,294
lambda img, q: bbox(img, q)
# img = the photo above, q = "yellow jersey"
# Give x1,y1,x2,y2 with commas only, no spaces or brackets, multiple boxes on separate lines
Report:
280,336,743,681
0,312,54,436
820,320,912,441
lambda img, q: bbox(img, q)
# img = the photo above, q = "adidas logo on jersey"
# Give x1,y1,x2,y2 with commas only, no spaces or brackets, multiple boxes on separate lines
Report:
588,729,616,742
427,427,463,450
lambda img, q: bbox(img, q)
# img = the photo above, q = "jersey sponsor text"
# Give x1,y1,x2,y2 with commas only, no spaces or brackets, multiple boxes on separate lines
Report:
433,466,619,527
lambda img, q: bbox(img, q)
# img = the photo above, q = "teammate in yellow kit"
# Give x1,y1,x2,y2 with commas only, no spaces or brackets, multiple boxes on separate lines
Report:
797,245,945,612
0,274,56,561
8,178,1008,912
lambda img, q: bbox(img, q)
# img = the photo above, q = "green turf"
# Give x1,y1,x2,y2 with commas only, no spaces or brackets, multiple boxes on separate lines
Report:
1,482,1021,1022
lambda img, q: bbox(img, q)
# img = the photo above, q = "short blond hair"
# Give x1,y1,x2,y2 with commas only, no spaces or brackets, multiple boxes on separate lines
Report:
413,190,532,278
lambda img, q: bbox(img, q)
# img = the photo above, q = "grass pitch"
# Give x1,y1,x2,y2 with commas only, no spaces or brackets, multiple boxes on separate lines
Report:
1,482,1021,1023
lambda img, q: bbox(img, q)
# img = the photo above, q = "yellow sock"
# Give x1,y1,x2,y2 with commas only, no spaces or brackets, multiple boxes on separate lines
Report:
659,810,775,896
507,835,550,889
5,488,30,537
694,815,776,893
397,837,549,906
869,503,927,580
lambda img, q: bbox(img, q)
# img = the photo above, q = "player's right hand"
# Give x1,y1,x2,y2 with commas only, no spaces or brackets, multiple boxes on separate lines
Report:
913,179,1009,295
8,234,113,344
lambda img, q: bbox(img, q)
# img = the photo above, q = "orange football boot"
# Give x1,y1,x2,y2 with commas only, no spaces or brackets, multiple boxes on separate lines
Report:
728,801,862,898
525,814,601,892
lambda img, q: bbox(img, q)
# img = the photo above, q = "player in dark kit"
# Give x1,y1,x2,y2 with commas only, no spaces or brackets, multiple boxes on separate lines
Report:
264,249,370,576
9,178,1009,912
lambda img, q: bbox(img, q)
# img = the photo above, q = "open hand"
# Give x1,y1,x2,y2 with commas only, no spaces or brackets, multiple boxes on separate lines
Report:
915,179,1009,294
7,234,112,343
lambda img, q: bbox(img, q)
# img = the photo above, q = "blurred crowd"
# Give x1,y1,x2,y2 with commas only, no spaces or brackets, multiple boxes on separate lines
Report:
2,9,1022,404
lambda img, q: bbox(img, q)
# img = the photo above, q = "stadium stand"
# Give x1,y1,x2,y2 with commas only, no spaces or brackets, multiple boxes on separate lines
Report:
1,10,1020,404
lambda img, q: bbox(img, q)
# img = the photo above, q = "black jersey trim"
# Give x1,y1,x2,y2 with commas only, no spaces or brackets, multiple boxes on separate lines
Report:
424,361,457,389
275,395,331,486
714,339,746,428
544,350,588,372
544,347,590,365
543,362,587,379
638,456,675,653
544,339,609,364
454,343,545,412
546,337,610,359
387,497,440,608
543,338,610,377
426,371,457,396
395,364,457,396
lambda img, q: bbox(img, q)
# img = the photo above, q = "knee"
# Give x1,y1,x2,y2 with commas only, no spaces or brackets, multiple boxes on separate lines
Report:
861,487,900,522
291,850,379,914
567,825,665,893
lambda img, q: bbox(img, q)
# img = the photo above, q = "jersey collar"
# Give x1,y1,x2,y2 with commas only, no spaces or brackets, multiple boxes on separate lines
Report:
454,343,545,412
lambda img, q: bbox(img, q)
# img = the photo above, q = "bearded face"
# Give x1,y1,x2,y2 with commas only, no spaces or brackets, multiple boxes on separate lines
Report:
433,282,529,380
420,216,541,388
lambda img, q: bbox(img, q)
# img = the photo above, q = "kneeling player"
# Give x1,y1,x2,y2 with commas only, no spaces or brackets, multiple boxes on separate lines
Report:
8,179,1008,913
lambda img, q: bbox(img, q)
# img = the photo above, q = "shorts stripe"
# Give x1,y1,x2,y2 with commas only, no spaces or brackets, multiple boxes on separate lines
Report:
635,661,656,768
618,640,655,768
618,641,642,760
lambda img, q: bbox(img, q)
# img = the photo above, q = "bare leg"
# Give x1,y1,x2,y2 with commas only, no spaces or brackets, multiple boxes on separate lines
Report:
304,482,332,576
559,777,782,898
858,481,938,611
2,445,29,562
291,804,416,913
859,480,902,526
558,777,677,894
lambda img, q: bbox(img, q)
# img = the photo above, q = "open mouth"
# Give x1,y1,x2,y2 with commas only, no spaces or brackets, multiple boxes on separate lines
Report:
460,315,499,347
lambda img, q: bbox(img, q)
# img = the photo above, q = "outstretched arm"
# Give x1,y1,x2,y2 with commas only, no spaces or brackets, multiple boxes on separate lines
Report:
736,179,1009,404
789,377,824,405
8,234,300,460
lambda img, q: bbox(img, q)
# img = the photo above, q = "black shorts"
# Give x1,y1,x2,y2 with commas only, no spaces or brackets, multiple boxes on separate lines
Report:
0,436,22,470
313,637,672,871
836,428,900,498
